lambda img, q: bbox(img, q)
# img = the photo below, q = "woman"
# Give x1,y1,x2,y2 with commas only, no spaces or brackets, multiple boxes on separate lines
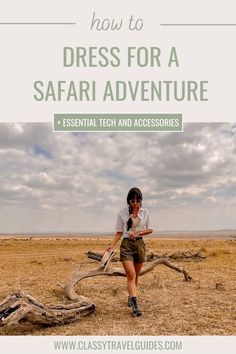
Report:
106,187,153,317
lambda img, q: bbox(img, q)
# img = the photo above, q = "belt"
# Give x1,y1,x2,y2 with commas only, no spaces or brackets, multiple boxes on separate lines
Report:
123,237,143,240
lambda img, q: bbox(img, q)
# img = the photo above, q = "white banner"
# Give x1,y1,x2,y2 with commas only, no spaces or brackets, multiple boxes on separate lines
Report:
1,336,236,354
1,0,236,122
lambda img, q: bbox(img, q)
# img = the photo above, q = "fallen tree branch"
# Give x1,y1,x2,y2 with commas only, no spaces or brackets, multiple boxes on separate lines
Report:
0,291,95,327
86,250,206,262
64,252,192,301
0,250,193,328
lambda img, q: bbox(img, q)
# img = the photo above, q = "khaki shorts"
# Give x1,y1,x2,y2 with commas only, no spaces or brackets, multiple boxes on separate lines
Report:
120,238,146,263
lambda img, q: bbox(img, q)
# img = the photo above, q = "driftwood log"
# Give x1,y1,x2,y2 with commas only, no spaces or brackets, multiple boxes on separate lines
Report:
64,250,192,301
1,250,192,328
86,250,207,262
0,291,95,327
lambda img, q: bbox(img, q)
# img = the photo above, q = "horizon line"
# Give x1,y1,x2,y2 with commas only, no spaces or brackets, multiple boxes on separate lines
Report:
0,229,235,235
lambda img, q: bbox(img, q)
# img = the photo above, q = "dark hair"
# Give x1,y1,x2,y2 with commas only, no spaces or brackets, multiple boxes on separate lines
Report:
126,187,143,231
126,187,143,206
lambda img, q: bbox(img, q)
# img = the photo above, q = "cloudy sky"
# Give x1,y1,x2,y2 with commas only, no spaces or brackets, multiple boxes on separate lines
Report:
0,123,236,233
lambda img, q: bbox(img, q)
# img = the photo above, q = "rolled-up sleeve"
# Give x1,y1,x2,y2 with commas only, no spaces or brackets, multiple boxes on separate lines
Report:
115,213,124,232
146,211,153,230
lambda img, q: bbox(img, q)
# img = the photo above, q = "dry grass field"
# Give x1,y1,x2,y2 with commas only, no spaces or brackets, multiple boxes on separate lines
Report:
0,236,235,336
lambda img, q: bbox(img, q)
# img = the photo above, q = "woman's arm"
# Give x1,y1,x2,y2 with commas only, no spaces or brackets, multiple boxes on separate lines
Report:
129,228,153,239
106,231,123,251
138,228,153,237
136,210,153,237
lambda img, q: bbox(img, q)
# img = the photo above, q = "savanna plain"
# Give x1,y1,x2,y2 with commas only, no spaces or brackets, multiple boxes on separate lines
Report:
0,235,235,336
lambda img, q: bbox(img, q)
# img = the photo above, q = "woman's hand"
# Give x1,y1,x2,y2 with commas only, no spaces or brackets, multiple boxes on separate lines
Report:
106,232,122,252
128,230,140,239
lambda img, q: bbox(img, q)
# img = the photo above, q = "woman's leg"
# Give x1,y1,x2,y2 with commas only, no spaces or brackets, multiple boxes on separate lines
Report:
122,260,137,296
134,262,143,287
122,260,142,316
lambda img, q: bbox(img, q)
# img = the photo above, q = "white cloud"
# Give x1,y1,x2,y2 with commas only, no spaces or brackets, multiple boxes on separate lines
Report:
0,122,235,232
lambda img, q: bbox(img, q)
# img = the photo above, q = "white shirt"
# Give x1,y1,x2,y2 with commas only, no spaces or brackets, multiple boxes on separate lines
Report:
115,206,153,239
